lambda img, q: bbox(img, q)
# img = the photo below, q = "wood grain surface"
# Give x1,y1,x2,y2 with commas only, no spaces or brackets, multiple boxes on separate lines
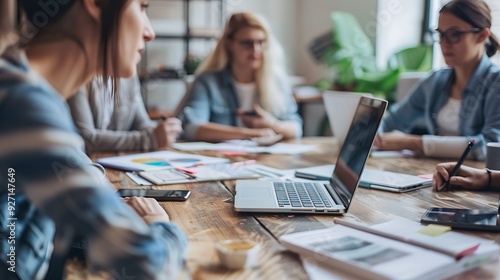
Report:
65,137,499,279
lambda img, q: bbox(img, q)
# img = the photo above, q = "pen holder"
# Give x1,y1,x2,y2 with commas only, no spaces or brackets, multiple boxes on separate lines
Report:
215,239,260,269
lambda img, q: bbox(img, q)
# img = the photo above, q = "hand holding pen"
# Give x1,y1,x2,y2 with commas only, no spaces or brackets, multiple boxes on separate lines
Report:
153,115,183,149
434,140,475,191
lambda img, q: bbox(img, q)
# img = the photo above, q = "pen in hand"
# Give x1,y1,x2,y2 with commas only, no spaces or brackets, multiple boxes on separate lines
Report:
438,140,475,191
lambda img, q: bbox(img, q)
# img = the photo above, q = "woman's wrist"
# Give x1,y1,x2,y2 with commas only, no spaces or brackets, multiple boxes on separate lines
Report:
269,119,284,134
241,127,257,138
484,168,492,189
406,135,423,152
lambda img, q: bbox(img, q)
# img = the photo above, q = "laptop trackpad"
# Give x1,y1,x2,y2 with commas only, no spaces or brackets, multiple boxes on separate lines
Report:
238,187,272,199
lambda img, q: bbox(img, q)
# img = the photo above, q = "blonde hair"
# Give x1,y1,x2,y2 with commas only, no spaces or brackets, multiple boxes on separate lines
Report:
195,12,288,117
0,0,17,54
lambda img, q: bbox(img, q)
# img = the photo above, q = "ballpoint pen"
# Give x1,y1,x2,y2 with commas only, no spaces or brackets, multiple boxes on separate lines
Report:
497,194,500,215
174,167,197,178
439,140,475,191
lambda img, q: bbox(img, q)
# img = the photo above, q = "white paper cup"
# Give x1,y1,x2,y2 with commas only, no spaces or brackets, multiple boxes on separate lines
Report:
486,142,500,170
215,239,259,269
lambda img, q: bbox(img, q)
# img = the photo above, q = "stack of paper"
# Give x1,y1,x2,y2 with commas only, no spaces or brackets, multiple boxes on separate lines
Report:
172,141,316,155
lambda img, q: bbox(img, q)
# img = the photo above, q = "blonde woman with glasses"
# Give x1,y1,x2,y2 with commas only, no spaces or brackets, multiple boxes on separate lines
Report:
375,0,500,161
178,12,303,142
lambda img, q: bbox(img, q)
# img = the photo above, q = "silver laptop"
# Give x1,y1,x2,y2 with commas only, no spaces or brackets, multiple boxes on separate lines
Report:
234,96,387,214
295,165,432,193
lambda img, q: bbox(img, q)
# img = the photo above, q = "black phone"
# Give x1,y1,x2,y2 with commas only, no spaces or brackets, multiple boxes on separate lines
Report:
420,207,500,232
241,110,258,116
117,189,191,201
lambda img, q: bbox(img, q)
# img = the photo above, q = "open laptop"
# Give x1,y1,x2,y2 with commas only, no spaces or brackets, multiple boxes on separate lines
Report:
298,91,431,193
234,96,387,214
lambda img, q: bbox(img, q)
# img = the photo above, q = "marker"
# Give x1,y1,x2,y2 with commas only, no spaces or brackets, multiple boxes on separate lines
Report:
497,193,500,215
439,140,475,191
175,167,197,175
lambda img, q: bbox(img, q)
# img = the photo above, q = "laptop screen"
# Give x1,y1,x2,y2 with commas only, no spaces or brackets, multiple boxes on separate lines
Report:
326,96,387,210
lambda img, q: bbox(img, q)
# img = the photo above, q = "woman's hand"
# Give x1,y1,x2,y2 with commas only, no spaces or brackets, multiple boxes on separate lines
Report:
123,196,170,224
433,162,489,191
237,105,278,129
153,117,183,149
243,128,277,138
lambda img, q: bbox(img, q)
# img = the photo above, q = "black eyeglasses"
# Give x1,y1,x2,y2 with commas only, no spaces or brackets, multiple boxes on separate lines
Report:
430,28,482,45
235,39,268,50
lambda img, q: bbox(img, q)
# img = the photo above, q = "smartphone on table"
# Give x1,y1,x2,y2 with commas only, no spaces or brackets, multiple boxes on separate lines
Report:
240,110,258,116
420,207,500,232
117,189,191,201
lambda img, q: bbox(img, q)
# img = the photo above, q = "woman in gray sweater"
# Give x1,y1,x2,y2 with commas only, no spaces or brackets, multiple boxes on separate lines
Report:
68,76,182,153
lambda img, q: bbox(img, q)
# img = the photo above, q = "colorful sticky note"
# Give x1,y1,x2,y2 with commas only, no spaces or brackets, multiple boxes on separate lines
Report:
418,224,452,237
221,151,249,156
418,174,434,179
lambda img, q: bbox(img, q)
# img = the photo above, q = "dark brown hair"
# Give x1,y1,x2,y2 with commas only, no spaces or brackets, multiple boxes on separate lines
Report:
17,0,130,92
440,0,500,57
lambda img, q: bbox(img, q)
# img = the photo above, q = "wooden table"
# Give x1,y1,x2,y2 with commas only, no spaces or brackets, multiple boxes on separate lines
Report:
67,137,500,279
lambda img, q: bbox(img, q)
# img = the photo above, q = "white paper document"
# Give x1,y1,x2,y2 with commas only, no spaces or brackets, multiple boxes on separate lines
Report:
96,151,228,171
172,140,315,154
280,219,500,280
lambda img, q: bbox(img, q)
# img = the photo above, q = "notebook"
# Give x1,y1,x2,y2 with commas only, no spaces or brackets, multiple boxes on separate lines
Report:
234,96,387,214
137,162,260,185
294,164,432,193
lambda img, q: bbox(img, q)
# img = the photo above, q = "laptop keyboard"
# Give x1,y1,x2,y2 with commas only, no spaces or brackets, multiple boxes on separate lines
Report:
273,182,334,208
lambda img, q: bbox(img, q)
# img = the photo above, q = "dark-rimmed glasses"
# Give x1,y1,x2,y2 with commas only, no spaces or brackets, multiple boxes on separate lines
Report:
235,39,268,50
430,28,482,45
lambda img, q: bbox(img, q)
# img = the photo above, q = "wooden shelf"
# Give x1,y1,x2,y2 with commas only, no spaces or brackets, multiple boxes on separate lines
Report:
156,28,220,40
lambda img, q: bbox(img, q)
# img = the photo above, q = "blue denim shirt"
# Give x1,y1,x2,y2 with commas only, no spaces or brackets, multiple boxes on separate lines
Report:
0,49,187,280
381,54,500,160
178,68,303,140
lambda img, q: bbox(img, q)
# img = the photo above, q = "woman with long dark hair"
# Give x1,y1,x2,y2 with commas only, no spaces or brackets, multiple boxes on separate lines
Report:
0,1,187,279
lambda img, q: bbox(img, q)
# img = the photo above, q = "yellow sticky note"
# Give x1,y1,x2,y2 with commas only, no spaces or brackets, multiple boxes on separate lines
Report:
418,224,452,237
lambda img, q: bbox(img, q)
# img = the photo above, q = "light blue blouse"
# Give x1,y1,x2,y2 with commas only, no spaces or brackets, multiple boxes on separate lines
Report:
178,67,303,140
381,54,500,160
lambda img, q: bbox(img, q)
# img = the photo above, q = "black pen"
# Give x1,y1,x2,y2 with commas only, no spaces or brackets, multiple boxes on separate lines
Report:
497,194,500,215
439,140,475,191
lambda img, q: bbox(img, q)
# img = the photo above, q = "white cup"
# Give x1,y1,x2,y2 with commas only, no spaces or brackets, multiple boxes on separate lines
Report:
486,142,500,170
215,239,259,269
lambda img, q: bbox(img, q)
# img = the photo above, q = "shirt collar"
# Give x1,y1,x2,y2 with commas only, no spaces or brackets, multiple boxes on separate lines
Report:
464,53,493,93
220,66,234,86
441,53,492,93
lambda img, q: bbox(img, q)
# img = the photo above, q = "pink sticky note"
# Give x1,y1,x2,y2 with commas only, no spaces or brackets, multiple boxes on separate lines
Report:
419,174,434,179
221,151,249,156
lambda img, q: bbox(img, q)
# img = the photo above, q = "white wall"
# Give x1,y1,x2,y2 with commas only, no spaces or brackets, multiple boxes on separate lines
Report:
375,0,424,69
226,0,299,73
295,0,379,84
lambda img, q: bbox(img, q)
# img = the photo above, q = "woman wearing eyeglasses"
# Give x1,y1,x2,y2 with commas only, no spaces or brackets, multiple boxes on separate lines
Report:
177,12,302,142
375,0,500,161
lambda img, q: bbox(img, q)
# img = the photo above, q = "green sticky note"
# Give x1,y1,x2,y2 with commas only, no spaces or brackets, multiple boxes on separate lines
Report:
418,224,452,237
